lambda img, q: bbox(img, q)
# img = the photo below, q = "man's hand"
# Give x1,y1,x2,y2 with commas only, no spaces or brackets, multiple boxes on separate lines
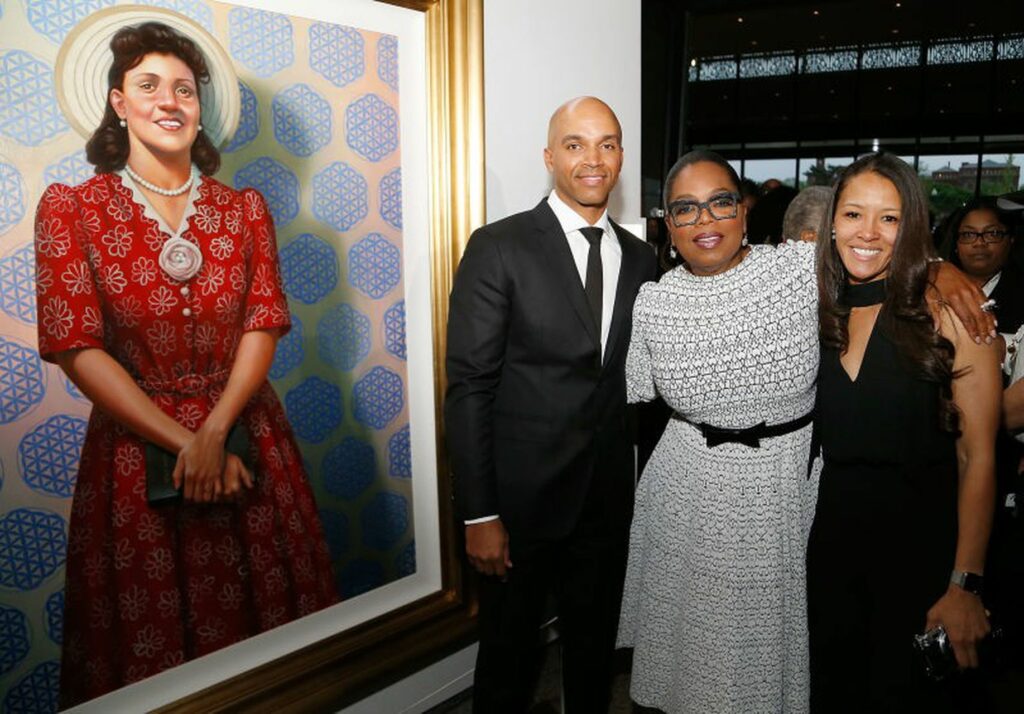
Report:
930,262,997,343
466,519,513,578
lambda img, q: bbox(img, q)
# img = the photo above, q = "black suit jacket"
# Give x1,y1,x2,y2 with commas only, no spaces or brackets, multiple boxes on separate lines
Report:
445,199,658,541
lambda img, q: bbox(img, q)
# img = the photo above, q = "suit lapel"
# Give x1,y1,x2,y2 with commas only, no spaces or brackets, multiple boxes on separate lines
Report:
530,200,601,348
603,220,640,369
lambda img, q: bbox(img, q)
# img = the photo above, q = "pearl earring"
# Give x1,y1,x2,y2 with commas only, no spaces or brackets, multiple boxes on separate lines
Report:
669,244,677,259
198,123,204,132
831,228,837,241
119,119,127,128
742,234,749,247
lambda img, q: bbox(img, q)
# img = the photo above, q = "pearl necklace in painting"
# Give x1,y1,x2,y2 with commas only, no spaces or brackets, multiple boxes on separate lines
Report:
125,164,194,197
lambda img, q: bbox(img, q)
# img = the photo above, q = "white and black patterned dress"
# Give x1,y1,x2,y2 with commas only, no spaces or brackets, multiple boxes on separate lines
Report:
617,242,821,713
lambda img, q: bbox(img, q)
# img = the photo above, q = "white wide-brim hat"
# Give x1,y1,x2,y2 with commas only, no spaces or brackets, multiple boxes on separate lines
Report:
55,5,240,148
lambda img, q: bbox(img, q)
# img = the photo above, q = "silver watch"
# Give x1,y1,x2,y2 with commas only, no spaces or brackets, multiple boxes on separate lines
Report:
950,569,984,596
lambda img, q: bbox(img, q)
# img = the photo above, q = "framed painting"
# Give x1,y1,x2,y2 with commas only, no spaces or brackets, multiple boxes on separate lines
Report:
0,0,482,710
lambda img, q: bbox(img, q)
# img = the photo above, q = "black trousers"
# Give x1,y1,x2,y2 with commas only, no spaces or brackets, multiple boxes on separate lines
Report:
472,470,630,714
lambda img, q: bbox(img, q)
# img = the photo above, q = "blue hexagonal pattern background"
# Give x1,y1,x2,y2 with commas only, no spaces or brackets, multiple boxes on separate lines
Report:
0,163,25,235
272,84,332,157
388,424,411,479
322,437,375,500
0,605,30,676
62,372,86,402
45,590,63,645
312,162,367,232
43,150,91,187
317,303,371,372
234,157,300,227
0,338,45,425
3,660,59,714
284,376,342,444
309,22,364,88
0,244,36,324
353,366,403,430
349,234,401,299
383,300,406,361
345,94,398,162
280,234,338,305
228,7,294,78
223,81,259,153
318,508,350,561
0,508,67,591
139,0,214,31
338,559,384,599
0,51,68,146
18,415,88,498
379,167,402,229
269,313,303,380
377,35,399,92
395,540,416,578
361,491,408,551
25,0,113,43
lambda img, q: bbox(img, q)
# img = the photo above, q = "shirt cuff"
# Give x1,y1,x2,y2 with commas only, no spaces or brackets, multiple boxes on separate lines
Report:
465,515,500,525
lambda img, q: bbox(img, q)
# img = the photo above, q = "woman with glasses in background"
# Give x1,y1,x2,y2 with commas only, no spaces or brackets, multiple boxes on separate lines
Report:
947,197,1024,684
617,150,995,714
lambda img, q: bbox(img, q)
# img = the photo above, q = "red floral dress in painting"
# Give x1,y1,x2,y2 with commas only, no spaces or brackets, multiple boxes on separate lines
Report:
34,171,338,707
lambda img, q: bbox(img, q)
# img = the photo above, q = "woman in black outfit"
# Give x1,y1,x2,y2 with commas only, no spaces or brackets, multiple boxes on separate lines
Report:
807,153,1002,712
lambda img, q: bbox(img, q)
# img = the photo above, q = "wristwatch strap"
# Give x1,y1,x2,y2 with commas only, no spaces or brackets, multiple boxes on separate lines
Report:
950,569,984,596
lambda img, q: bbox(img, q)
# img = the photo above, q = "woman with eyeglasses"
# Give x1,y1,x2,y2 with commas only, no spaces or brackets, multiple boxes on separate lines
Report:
948,197,1024,683
617,150,995,713
948,197,1024,335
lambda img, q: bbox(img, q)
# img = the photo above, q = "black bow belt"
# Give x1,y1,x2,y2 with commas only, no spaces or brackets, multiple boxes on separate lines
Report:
685,410,815,449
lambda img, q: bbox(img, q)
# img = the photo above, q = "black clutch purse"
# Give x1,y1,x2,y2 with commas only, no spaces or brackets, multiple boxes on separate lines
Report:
146,423,255,506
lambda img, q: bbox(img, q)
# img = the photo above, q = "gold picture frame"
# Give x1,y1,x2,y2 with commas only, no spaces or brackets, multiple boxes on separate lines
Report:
152,1,484,710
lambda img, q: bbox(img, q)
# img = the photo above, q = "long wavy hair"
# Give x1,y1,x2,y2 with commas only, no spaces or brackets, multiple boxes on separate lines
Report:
816,152,960,432
85,22,220,175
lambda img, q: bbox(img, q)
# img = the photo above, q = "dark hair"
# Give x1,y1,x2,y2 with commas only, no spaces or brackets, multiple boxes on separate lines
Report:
816,152,960,432
85,22,220,175
662,149,742,209
747,184,797,245
739,178,760,200
945,196,1017,270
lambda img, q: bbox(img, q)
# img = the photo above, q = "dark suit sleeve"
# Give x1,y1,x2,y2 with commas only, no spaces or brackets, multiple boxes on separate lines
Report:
444,226,510,521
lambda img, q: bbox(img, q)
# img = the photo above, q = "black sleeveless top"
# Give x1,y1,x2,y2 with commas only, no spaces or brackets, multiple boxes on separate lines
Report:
816,279,958,544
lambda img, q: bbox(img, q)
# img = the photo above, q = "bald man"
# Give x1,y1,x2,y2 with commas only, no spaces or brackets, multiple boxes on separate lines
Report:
445,97,657,713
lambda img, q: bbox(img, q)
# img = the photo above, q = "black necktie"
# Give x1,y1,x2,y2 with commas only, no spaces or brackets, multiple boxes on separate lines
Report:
580,226,603,334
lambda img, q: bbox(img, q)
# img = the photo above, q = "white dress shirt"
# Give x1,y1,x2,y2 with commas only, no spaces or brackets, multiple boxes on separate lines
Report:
546,190,622,357
465,192,623,525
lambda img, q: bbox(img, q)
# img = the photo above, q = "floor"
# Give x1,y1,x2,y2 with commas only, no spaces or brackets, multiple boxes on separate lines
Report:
426,643,1023,714
426,643,635,714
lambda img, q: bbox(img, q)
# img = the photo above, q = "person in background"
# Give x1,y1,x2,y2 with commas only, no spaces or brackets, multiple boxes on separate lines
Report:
740,177,760,212
445,96,657,713
761,177,783,194
35,16,337,706
782,185,834,243
808,153,1001,712
747,184,798,245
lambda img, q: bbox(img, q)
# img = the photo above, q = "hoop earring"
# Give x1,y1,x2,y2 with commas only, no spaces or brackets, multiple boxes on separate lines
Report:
119,119,127,128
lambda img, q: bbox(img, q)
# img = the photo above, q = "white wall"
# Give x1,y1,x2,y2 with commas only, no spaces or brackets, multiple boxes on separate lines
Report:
337,2,642,710
482,0,643,225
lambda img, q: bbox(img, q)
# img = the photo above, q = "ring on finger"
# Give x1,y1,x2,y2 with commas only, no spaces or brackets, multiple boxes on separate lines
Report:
981,298,997,312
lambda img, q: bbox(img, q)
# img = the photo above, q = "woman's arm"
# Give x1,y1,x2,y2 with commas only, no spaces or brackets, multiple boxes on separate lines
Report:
925,308,1001,668
929,261,998,344
1003,378,1024,432
173,328,278,500
56,348,193,452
